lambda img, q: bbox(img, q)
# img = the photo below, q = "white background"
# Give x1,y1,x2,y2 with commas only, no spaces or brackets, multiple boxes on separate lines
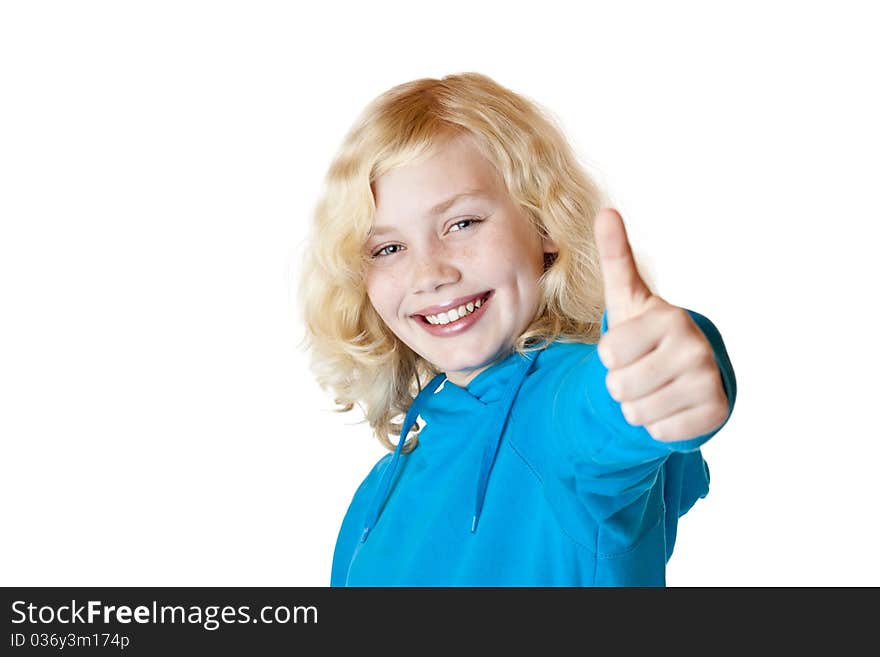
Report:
1,1,878,586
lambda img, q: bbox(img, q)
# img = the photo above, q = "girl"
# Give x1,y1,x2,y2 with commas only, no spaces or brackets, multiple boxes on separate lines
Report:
297,72,736,586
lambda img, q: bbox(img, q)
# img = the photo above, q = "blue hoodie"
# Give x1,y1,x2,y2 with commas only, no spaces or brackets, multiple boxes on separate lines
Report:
330,308,736,586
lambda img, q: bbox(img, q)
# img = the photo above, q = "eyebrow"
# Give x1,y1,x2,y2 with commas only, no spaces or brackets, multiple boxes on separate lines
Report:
369,190,491,238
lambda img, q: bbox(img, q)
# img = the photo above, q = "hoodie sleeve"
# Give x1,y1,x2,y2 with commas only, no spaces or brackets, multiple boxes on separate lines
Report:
552,308,737,493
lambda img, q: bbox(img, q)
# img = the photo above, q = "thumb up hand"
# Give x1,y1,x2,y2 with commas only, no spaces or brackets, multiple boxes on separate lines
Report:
594,209,729,442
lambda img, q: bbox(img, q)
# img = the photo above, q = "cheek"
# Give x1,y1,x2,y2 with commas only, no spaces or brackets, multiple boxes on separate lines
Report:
366,274,401,317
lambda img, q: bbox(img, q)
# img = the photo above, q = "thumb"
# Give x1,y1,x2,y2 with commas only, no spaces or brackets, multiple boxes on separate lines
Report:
594,208,653,328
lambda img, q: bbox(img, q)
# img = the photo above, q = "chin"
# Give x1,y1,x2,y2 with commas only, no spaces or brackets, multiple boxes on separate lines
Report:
435,344,502,372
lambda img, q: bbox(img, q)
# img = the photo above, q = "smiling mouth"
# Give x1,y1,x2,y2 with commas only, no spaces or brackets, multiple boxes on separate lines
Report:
416,290,493,326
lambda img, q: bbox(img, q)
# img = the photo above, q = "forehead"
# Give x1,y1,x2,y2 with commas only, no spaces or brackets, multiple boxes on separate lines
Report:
372,135,501,220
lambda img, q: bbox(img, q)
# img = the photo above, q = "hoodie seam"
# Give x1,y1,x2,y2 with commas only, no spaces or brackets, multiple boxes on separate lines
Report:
505,436,601,558
595,511,666,560
507,431,668,560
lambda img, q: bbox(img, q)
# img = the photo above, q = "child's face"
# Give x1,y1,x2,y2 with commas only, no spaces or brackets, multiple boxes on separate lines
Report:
365,134,557,387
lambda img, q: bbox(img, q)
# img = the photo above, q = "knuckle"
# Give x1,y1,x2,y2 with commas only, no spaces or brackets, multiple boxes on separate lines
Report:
698,368,721,394
598,342,615,368
673,425,687,441
686,343,712,370
605,374,621,399
668,305,689,328
621,401,640,425
712,402,730,427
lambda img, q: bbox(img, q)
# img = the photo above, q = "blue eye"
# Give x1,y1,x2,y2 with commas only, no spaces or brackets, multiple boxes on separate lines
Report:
370,217,483,260
449,217,482,232
372,244,403,258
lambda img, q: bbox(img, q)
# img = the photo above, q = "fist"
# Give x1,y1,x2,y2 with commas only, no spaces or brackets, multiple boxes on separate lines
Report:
594,208,729,442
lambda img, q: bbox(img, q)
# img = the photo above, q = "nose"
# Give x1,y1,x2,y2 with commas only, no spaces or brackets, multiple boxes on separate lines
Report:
411,242,460,294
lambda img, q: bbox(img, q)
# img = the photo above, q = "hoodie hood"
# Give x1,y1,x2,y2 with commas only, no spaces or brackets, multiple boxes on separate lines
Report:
359,344,544,543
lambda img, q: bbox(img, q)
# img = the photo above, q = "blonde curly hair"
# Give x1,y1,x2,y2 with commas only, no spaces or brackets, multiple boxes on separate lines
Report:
296,72,644,453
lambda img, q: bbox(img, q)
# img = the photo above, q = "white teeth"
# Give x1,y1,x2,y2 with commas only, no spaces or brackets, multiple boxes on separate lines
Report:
424,295,488,325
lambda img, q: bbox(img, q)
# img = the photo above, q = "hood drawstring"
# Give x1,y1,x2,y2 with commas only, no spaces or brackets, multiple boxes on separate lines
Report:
360,373,446,543
360,349,540,543
470,351,536,532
